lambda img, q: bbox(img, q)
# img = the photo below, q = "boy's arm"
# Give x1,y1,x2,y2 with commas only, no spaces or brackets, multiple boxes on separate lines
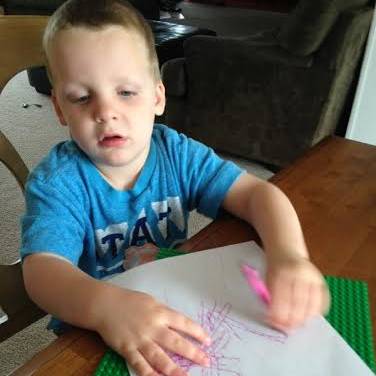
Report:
23,254,103,330
222,173,329,331
223,173,308,258
23,254,211,376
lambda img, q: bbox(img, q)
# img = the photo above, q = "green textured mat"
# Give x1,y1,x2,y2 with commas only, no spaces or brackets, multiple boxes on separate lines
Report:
94,249,376,375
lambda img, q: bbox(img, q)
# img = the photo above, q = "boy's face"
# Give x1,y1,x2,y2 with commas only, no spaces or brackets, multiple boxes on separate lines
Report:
49,25,165,176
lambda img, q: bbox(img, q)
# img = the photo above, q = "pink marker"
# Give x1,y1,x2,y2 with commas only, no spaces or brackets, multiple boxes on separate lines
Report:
241,263,271,305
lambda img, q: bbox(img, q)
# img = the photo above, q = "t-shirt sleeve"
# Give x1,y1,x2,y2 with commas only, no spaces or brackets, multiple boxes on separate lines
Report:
20,176,86,265
160,125,245,218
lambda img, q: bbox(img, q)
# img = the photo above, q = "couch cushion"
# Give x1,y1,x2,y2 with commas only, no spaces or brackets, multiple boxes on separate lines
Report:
277,0,369,56
161,57,186,97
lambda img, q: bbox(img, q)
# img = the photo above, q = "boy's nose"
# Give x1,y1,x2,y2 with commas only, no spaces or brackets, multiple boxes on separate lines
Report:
93,98,118,124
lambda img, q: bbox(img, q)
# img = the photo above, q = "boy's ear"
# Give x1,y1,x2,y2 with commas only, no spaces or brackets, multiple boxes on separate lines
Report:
51,90,67,126
154,81,166,116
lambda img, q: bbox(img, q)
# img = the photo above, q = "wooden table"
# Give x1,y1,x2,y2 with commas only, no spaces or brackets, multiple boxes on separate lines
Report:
12,136,376,375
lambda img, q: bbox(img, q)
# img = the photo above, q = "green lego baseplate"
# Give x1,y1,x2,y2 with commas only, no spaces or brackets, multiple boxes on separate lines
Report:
324,275,376,373
94,249,376,375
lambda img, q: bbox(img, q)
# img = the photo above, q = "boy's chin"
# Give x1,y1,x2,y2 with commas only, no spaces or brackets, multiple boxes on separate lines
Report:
93,144,150,170
95,153,145,170
96,158,132,169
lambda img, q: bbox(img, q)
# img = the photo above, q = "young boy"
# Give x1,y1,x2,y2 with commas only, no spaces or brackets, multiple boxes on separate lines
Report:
21,1,329,375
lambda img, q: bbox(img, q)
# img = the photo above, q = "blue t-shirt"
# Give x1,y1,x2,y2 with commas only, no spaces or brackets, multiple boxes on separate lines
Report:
21,124,244,280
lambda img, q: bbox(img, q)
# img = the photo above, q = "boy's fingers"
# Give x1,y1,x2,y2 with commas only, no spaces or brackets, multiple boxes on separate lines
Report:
268,321,291,335
286,281,310,327
305,284,322,319
268,278,291,326
167,311,211,345
121,347,158,376
140,342,187,376
321,283,331,314
155,329,210,367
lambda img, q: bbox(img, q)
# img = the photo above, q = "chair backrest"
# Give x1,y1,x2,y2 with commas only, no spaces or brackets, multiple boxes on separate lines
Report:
0,15,48,342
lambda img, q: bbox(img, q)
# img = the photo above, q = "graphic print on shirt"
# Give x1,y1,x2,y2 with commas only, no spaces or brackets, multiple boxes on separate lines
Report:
130,208,156,246
151,196,185,237
94,196,186,274
95,222,128,258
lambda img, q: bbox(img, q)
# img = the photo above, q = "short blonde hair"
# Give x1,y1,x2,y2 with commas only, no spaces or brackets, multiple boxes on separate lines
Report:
43,0,160,82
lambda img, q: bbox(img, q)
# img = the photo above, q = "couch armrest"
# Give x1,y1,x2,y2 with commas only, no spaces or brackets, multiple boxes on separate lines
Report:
161,57,187,97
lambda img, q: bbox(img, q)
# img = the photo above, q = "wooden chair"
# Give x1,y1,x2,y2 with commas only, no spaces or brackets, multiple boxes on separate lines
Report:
0,15,49,342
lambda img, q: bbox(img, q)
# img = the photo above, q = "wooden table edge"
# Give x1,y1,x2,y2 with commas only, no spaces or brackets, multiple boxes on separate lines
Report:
10,329,91,375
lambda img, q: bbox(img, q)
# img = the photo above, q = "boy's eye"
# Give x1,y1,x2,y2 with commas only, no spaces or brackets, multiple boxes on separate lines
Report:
68,95,90,104
119,90,134,97
75,95,90,103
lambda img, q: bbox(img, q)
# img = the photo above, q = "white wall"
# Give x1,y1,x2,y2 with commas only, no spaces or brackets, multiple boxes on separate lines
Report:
346,6,376,146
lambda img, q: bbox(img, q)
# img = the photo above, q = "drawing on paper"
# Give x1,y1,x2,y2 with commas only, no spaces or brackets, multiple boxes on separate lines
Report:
170,301,287,375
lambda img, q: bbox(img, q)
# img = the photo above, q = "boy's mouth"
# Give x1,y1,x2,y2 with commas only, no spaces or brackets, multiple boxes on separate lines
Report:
98,134,127,147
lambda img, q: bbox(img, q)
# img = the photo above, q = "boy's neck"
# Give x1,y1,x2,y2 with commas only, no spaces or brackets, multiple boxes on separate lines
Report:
95,151,149,191
99,167,140,190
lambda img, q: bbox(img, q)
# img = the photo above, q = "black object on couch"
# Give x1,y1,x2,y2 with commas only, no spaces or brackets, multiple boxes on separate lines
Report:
2,0,216,95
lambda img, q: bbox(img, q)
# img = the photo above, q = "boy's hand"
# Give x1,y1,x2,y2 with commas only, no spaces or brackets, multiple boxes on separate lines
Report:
96,286,211,376
265,254,330,332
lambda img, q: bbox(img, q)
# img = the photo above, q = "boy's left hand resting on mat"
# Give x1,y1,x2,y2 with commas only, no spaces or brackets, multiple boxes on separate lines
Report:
95,285,212,376
23,254,211,376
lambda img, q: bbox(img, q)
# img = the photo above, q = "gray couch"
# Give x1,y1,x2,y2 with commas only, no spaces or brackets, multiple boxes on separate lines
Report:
162,0,374,168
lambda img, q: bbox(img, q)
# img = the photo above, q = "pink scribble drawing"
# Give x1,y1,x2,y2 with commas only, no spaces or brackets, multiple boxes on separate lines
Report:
170,301,287,375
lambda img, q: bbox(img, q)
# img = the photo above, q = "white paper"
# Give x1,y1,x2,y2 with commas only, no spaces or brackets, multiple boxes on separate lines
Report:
109,241,374,375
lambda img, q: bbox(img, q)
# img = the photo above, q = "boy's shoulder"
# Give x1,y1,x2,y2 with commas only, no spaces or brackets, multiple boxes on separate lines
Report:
28,141,88,185
153,123,180,141
152,123,212,157
152,123,196,150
